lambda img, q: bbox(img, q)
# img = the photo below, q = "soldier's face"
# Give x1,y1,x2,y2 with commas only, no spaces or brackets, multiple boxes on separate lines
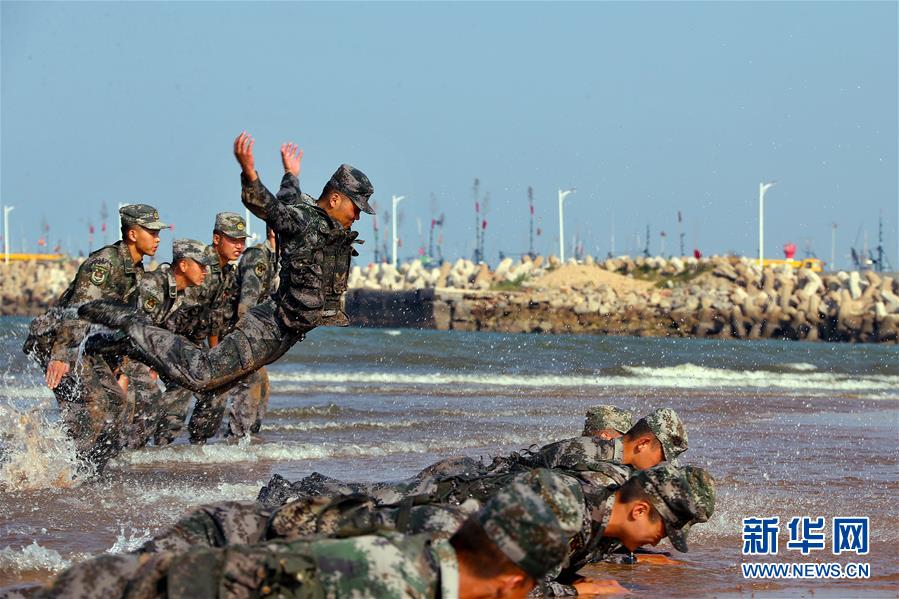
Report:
131,226,161,257
622,435,664,470
618,502,667,551
183,258,207,287
214,233,246,262
327,192,361,229
590,428,623,440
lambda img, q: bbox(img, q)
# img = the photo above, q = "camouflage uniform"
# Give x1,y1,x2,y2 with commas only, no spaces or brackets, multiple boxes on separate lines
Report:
126,240,216,448
539,463,715,595
22,204,167,471
152,250,217,446
79,165,374,396
40,469,583,599
185,213,249,444
258,407,633,508
225,238,279,438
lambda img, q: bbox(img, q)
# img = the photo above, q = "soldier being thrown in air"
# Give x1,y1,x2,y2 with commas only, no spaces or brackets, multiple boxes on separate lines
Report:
78,132,374,395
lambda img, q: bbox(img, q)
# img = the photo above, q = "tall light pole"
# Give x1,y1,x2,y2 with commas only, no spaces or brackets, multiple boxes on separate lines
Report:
758,182,775,268
830,223,837,271
558,188,575,262
3,205,14,264
391,194,405,268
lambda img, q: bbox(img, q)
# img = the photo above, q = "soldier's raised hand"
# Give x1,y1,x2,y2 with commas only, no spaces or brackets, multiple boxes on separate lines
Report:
233,132,257,181
281,142,303,177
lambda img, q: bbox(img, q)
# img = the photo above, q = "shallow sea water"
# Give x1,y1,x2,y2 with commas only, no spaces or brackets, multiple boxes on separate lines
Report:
1,317,897,596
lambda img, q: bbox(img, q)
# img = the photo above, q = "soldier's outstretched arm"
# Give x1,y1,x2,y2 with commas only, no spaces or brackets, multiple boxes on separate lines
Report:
235,132,306,236
47,254,118,388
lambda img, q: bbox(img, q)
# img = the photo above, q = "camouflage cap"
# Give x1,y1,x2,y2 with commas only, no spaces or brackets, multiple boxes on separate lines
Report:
172,239,214,266
214,212,249,239
583,405,634,435
327,164,375,215
643,407,688,463
476,468,584,578
119,204,168,230
633,463,715,552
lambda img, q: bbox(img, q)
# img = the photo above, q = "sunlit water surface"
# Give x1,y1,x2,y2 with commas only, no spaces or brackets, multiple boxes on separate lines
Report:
1,317,897,596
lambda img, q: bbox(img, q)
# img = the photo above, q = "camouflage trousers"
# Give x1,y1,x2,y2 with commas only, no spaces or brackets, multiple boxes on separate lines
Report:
225,367,270,438
120,360,162,450
123,299,307,394
186,389,230,444
50,355,128,472
153,385,194,446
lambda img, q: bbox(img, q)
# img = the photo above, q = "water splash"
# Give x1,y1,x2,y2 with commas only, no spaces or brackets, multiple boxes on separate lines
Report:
0,398,92,491
0,541,79,575
106,526,153,554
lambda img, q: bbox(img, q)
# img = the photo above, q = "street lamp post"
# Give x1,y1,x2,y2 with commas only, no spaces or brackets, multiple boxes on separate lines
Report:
830,223,837,271
391,194,405,268
3,205,14,264
758,182,775,268
558,188,575,262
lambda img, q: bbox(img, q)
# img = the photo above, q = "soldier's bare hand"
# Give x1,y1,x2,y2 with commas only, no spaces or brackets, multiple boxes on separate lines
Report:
572,578,628,596
46,360,70,389
635,553,682,565
280,142,303,176
233,131,257,181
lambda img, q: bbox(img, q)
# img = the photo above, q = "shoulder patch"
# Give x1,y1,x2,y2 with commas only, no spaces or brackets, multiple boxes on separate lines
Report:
143,296,159,312
254,261,267,277
89,263,111,286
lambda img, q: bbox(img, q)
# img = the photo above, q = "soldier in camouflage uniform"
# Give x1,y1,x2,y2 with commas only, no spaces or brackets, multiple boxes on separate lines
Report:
38,468,584,599
506,407,688,472
254,405,649,509
539,463,716,595
183,212,249,444
123,239,213,448
23,204,168,472
224,224,278,439
79,133,373,397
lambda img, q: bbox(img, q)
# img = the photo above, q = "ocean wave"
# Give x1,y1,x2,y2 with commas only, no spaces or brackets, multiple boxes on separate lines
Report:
133,481,264,506
267,365,899,395
117,434,537,466
779,362,817,372
262,419,424,432
267,404,344,418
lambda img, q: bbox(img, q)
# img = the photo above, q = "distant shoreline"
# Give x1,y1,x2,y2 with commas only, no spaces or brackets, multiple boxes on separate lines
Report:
3,255,898,343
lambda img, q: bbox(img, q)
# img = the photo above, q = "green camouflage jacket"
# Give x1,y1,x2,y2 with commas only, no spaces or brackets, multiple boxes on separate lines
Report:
236,240,278,319
49,241,143,363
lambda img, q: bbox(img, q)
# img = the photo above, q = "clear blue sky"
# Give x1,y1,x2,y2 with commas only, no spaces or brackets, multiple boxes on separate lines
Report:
2,1,896,269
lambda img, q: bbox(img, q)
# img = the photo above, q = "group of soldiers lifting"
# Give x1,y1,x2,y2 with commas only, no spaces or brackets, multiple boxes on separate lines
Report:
22,133,718,597
26,196,279,469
